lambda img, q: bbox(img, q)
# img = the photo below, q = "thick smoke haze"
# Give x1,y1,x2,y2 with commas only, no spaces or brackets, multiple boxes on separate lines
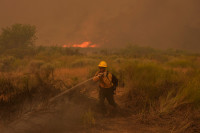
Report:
0,0,200,50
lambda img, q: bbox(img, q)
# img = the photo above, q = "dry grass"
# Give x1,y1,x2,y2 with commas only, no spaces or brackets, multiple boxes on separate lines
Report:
53,67,89,89
0,46,200,132
82,109,96,128
54,67,89,80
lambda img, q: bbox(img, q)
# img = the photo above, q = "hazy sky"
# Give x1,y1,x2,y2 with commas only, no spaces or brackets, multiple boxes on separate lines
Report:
0,0,200,50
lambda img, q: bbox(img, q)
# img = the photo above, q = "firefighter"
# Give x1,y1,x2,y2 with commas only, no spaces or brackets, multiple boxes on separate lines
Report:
93,61,117,112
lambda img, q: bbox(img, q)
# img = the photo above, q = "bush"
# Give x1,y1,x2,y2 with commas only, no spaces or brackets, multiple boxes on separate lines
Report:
0,24,36,49
176,76,200,108
28,60,45,73
122,62,185,111
4,48,36,58
186,79,200,107
0,56,16,72
159,76,200,113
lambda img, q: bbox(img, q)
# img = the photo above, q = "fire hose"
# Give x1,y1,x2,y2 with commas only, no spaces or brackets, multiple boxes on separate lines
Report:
49,75,102,103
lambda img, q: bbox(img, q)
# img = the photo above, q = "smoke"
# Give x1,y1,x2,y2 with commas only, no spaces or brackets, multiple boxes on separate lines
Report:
0,0,200,50
1,89,98,133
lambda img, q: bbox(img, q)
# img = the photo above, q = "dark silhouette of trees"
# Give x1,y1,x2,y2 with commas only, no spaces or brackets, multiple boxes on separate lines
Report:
0,24,36,49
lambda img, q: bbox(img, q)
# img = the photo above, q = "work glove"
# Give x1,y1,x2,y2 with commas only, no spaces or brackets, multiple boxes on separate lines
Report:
97,73,103,77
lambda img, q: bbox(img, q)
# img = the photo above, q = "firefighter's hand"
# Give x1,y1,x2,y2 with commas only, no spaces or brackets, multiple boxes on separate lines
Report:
97,73,103,77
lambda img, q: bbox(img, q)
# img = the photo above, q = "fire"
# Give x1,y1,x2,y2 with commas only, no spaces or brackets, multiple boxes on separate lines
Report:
62,41,97,48
62,44,68,48
72,41,91,48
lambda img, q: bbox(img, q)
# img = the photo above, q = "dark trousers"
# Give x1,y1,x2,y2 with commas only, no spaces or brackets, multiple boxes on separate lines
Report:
99,87,117,109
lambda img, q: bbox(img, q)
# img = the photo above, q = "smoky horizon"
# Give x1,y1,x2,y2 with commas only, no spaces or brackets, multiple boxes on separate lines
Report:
0,0,200,51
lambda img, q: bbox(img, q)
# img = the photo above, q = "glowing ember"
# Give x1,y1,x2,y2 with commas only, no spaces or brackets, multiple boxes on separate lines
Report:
62,41,97,48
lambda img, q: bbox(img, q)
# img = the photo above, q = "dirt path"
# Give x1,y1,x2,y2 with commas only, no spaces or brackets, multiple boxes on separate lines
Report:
2,108,169,133
1,87,172,133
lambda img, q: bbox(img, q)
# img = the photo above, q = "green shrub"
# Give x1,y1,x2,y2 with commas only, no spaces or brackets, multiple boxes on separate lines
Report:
0,24,36,48
0,24,36,49
122,62,185,110
159,76,200,113
180,77,200,107
0,56,16,72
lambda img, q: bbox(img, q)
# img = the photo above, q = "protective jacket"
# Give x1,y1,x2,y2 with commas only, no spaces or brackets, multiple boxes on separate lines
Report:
93,71,113,88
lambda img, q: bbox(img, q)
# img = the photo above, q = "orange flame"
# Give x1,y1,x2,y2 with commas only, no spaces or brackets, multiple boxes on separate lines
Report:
62,44,68,48
62,41,97,48
72,41,91,48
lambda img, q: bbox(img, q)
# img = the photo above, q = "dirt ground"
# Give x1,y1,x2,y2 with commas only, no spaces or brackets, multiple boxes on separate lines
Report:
1,87,198,133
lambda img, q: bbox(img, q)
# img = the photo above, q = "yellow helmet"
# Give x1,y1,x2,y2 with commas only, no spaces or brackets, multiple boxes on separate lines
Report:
98,61,107,67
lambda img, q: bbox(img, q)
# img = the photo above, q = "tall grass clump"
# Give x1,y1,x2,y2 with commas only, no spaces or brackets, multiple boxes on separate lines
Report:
122,61,185,111
0,73,32,121
183,78,200,108
122,59,200,114
0,61,61,122
82,109,96,128
159,72,200,113
167,58,195,68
